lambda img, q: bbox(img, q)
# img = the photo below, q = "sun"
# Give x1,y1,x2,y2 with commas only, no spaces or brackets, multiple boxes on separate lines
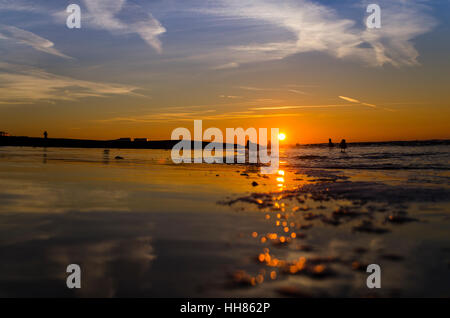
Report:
278,133,286,141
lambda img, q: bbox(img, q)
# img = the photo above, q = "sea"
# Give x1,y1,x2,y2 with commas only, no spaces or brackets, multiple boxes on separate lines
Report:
0,141,449,297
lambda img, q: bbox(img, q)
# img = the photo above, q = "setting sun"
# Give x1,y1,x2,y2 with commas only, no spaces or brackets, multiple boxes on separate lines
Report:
278,133,286,141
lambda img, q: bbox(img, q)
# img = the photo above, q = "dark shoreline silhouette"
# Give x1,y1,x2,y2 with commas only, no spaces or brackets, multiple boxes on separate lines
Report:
1,135,448,150
298,139,450,148
0,135,251,150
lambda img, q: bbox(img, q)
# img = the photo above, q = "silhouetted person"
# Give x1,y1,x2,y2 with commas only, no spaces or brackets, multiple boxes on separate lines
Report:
43,131,48,139
103,149,110,165
339,139,347,153
328,138,334,148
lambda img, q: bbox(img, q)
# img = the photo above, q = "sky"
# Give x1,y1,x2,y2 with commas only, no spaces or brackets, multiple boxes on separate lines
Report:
0,0,449,143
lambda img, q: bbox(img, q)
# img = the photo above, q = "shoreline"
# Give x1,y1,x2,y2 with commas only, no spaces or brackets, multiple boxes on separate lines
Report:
1,135,448,150
0,136,238,150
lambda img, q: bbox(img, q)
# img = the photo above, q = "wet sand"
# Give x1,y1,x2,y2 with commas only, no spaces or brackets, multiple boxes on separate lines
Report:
0,146,449,297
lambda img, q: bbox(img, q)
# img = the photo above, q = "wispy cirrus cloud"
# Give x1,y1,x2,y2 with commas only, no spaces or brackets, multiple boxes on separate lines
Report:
1,0,166,53
0,0,44,13
339,96,377,108
1,0,435,67
96,109,303,124
239,86,268,92
338,96,362,104
219,95,242,99
238,85,309,96
0,63,140,104
249,104,356,111
197,0,436,68
0,24,72,59
79,0,166,53
288,89,306,95
211,62,239,70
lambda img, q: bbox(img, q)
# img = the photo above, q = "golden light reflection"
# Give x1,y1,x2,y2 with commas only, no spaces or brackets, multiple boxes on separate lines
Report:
235,165,330,288
270,271,277,280
276,171,285,189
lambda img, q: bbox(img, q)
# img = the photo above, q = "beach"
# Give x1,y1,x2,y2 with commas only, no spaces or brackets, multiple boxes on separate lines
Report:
0,143,449,297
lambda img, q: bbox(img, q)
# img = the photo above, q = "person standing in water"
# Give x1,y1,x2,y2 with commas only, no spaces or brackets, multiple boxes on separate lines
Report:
339,139,347,153
328,138,334,148
43,131,48,139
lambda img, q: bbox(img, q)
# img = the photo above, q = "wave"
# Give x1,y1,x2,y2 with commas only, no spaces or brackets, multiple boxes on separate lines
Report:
295,152,448,161
289,163,450,170
295,139,450,148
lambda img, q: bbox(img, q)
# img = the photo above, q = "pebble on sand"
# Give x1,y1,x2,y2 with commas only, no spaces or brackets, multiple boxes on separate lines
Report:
353,220,390,234
385,214,419,224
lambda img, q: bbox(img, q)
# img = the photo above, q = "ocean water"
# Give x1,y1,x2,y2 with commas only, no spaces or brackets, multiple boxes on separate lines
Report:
283,143,450,201
0,143,449,297
286,142,450,170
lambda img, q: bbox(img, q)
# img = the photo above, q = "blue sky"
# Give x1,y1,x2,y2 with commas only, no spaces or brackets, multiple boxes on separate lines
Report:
0,0,449,142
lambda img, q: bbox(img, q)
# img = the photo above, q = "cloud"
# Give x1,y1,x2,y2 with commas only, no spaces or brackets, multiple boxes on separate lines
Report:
238,85,309,96
339,96,377,108
80,0,166,53
338,96,361,103
97,110,303,124
1,0,166,54
249,104,356,111
212,62,239,70
219,95,242,99
0,63,139,104
0,0,44,13
239,86,268,92
288,89,306,95
2,0,435,67
95,108,218,123
0,25,72,59
197,0,436,67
